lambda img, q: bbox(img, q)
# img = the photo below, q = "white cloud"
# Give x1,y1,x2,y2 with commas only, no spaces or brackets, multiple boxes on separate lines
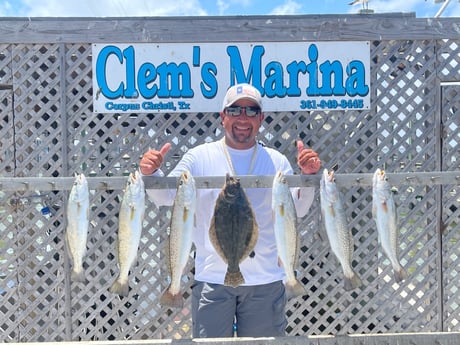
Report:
269,0,303,15
215,0,253,15
216,0,230,15
16,0,208,17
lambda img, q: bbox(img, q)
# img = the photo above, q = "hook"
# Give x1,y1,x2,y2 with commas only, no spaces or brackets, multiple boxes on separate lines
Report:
100,181,109,190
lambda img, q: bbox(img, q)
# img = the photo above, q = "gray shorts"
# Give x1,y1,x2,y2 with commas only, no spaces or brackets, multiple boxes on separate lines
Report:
191,280,287,338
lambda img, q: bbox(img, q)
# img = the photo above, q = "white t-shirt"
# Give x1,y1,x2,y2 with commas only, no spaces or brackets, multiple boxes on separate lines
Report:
145,141,315,285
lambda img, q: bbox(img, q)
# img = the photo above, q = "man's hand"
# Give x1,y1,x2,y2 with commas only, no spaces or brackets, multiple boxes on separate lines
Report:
139,143,171,175
297,140,321,175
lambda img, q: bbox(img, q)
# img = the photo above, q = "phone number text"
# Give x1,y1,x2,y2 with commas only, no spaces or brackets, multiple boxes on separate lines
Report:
300,99,365,110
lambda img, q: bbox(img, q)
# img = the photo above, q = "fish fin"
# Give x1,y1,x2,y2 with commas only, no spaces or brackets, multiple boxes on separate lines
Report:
240,217,259,261
343,271,362,291
317,210,328,242
165,234,171,273
160,288,184,308
277,257,283,267
208,216,227,263
71,268,85,283
224,271,245,287
183,206,189,222
394,267,408,283
285,279,307,299
130,205,135,221
249,218,259,253
64,230,72,263
328,204,335,218
109,278,129,297
382,201,388,213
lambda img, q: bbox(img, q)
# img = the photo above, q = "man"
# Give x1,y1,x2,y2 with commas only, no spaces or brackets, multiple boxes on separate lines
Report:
140,83,321,338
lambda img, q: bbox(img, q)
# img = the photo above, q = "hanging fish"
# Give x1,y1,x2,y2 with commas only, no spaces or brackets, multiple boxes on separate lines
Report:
160,170,196,308
272,171,307,299
65,173,90,282
209,174,258,287
110,171,145,297
372,168,407,283
320,168,362,291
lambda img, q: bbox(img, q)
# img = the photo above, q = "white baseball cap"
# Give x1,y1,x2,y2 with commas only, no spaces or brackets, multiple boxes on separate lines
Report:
222,83,263,111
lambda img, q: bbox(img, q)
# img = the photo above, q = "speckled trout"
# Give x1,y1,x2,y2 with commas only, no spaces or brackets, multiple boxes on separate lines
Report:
320,169,362,291
110,171,145,297
372,168,407,283
272,171,307,299
209,174,258,287
65,173,90,282
160,170,196,308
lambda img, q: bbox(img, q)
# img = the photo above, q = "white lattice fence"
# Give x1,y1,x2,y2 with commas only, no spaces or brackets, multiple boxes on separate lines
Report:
0,32,459,342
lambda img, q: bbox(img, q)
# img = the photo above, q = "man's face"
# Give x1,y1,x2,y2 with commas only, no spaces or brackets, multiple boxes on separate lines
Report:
220,98,264,149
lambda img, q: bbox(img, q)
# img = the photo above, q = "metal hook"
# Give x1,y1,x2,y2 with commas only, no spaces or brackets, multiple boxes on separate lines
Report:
48,181,56,190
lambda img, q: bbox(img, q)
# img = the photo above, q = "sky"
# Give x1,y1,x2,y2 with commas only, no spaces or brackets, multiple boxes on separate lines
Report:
0,0,459,18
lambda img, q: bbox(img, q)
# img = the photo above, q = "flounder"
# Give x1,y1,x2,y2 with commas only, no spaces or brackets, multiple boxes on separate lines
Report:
209,174,258,287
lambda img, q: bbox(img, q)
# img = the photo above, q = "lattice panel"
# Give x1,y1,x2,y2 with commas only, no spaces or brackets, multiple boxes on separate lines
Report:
0,43,12,85
0,192,67,341
0,90,13,175
0,191,18,341
442,85,460,171
438,39,460,82
0,44,15,334
373,39,438,172
0,37,459,342
66,44,93,116
442,84,460,331
12,44,62,177
0,44,13,175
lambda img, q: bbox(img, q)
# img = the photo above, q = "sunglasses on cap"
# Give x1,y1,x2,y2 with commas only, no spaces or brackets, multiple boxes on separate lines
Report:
224,106,261,117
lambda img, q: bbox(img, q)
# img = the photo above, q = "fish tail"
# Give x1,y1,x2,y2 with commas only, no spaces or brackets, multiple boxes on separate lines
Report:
109,278,129,297
285,279,307,299
160,289,184,308
70,268,85,283
394,267,408,283
224,271,245,287
343,271,363,291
